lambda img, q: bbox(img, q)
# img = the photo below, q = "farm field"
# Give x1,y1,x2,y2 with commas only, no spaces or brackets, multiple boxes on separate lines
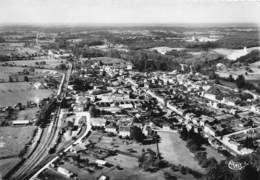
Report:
0,126,37,176
0,45,41,56
3,59,63,69
0,66,60,82
0,66,25,81
17,108,38,120
0,157,20,178
0,126,36,158
0,82,54,106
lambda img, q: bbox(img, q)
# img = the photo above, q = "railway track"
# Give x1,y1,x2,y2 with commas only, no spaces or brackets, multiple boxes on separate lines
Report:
23,126,88,180
9,107,61,180
4,63,72,180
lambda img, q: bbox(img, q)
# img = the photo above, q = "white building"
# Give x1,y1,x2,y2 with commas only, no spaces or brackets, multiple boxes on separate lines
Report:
118,126,131,138
57,167,74,179
105,125,117,134
12,120,30,126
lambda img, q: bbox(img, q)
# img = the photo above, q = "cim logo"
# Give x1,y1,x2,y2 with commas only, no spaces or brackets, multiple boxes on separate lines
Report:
228,160,247,171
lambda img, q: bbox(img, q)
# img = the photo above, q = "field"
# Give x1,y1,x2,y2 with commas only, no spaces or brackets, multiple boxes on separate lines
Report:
17,108,39,120
158,132,204,172
0,65,60,82
39,131,202,180
106,154,139,169
40,165,196,180
213,47,260,59
90,57,131,65
62,132,202,179
89,132,205,172
216,65,260,81
0,82,54,106
0,157,20,178
0,126,36,157
0,45,41,56
4,59,63,69
0,126,36,176
0,66,25,81
89,132,157,156
149,46,185,55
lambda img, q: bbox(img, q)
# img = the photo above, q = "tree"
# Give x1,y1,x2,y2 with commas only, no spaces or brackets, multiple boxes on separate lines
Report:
0,37,5,43
241,165,259,180
56,63,67,71
24,76,29,82
206,161,238,180
9,76,13,82
164,172,177,180
244,136,256,149
159,62,168,71
229,75,234,82
130,126,145,143
236,75,246,89
208,71,218,79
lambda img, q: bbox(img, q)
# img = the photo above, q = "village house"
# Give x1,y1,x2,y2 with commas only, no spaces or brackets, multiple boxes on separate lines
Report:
91,118,107,128
118,126,131,138
105,124,117,134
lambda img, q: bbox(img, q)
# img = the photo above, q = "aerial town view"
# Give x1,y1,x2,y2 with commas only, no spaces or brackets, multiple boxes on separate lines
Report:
0,0,260,180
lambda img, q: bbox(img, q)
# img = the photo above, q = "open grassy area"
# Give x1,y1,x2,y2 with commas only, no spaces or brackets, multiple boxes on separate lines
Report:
38,168,68,180
106,154,139,169
0,126,36,157
89,132,157,157
0,82,54,106
158,132,204,173
0,126,36,176
89,132,205,172
105,168,199,180
41,131,202,180
17,108,38,120
0,157,20,178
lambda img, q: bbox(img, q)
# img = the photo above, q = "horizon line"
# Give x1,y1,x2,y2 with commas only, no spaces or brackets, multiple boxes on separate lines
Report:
0,22,259,27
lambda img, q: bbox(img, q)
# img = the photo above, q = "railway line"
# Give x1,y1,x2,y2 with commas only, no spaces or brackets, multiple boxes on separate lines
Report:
10,107,61,180
4,63,72,180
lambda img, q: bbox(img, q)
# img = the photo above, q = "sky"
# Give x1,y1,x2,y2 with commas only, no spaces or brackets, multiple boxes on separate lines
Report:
0,0,260,25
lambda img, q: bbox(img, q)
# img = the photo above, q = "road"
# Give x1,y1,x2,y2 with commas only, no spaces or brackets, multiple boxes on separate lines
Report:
5,63,72,180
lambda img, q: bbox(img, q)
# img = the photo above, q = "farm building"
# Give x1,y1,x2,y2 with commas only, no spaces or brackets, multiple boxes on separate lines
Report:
12,120,30,126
